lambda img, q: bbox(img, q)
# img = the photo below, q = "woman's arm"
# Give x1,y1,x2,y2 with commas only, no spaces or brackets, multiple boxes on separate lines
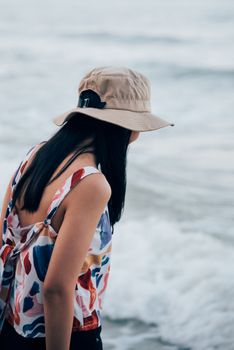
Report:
43,172,111,350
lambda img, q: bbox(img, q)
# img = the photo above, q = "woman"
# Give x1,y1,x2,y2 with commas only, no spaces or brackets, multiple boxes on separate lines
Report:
0,66,174,350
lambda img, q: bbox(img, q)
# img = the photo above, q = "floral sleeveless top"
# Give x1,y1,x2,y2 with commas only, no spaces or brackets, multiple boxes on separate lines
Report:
0,141,112,338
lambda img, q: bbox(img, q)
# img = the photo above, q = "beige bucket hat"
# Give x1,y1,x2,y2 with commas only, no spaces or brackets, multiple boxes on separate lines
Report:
52,66,175,132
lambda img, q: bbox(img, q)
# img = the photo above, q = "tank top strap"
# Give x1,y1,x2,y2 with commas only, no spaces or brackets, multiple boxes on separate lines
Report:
44,166,101,225
2,141,47,233
11,141,47,195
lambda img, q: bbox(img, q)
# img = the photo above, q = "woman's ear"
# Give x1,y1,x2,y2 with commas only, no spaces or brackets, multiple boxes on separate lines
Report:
129,131,140,144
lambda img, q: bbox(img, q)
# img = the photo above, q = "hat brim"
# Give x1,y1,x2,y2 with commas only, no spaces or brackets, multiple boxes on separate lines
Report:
52,107,174,132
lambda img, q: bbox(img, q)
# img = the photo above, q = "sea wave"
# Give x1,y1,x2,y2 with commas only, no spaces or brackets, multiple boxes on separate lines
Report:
103,216,234,350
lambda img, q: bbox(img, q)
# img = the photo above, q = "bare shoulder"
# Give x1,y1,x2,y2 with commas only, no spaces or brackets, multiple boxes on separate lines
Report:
64,171,112,212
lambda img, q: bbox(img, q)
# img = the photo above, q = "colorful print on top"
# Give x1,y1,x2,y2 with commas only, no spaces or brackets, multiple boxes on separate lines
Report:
0,141,112,338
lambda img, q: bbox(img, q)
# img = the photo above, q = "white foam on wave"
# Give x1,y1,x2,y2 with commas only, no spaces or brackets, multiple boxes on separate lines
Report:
103,214,234,350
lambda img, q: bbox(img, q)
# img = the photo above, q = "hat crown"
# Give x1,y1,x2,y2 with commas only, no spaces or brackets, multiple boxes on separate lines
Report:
78,66,151,112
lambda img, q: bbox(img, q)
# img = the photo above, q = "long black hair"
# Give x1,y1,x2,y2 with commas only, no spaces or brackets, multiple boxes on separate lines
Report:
11,113,132,234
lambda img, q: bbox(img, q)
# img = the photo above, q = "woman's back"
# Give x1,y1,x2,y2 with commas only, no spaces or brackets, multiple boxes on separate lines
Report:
15,141,101,233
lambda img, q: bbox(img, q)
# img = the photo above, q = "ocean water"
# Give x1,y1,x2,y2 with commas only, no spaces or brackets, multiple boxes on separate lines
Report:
0,0,234,349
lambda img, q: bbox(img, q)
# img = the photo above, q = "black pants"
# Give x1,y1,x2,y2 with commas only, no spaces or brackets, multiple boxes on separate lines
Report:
0,319,103,350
